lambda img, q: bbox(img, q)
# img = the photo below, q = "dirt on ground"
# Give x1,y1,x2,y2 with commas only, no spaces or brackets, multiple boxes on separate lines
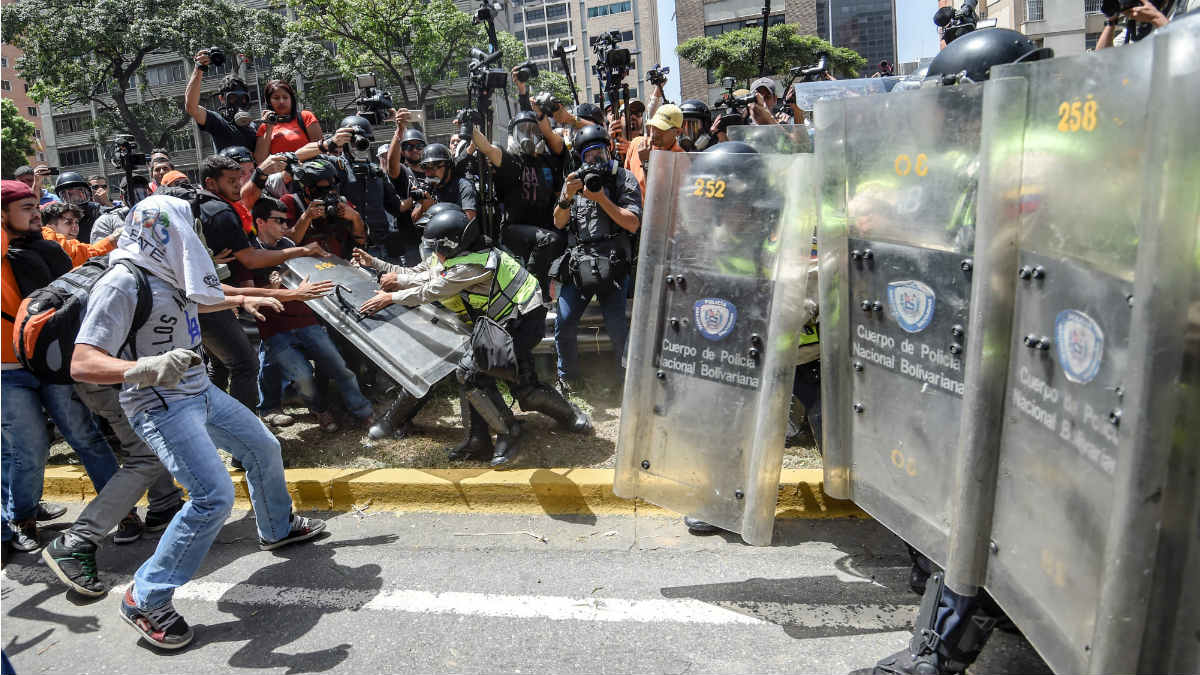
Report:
50,358,822,471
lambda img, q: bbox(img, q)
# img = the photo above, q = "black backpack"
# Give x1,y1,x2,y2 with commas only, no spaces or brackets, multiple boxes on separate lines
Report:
13,258,152,384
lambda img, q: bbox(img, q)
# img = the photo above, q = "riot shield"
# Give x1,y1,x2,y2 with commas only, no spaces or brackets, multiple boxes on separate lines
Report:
614,151,817,546
280,255,470,397
967,23,1200,674
727,124,813,154
815,81,999,568
792,77,898,113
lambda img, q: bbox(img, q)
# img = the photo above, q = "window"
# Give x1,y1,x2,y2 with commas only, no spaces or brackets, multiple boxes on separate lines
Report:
1085,32,1102,50
514,12,522,23
547,22,569,38
144,62,187,86
1,57,7,68
527,26,546,40
621,30,633,42
1,80,10,91
526,7,544,21
1026,0,1044,21
546,3,567,19
54,114,93,136
1084,0,1104,13
59,145,99,167
529,45,548,59
23,83,29,93
705,13,783,37
587,1,631,18
515,30,524,40
164,131,196,153
27,106,38,116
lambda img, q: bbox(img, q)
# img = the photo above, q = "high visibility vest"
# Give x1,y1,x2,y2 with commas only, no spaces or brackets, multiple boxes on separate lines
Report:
441,249,538,323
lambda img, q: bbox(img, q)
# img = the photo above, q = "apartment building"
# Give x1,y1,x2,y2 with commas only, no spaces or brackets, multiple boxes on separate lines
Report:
984,0,1110,54
1,0,46,164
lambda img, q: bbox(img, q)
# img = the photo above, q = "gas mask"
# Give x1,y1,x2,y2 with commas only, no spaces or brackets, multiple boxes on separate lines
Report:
510,122,543,157
680,118,705,145
219,89,251,123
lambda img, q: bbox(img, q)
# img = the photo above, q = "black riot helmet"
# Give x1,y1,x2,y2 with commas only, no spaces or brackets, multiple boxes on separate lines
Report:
421,207,481,258
679,141,773,239
218,145,254,164
339,115,375,151
420,143,453,166
415,201,463,231
572,124,611,162
927,28,1053,84
574,103,605,126
54,171,91,205
679,99,712,128
292,157,341,189
401,128,427,150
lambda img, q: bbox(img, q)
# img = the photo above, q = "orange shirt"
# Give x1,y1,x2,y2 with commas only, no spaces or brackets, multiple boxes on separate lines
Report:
256,110,319,154
41,227,116,266
624,135,683,196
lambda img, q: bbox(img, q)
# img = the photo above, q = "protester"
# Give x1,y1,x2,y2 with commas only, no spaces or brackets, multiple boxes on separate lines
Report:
625,104,685,196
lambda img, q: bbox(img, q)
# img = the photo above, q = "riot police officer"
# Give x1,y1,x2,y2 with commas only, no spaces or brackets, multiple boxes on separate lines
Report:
53,172,102,243
678,99,718,152
356,208,591,467
854,26,1053,675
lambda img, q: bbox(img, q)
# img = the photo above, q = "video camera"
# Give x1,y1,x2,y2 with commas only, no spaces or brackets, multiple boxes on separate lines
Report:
719,77,757,112
353,73,394,127
107,135,150,173
197,46,226,73
533,91,562,115
514,60,539,83
933,0,992,45
794,52,829,83
592,30,633,84
647,64,670,87
467,47,508,95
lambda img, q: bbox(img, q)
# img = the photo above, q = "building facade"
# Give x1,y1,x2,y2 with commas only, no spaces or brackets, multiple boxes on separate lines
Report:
1,0,46,165
674,0,820,102
984,0,1109,55
815,0,897,75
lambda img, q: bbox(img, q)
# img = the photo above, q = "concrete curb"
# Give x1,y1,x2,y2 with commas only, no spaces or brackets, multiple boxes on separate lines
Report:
41,466,867,519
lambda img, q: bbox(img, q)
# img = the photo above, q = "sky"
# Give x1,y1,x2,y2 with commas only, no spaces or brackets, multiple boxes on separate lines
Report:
654,0,944,101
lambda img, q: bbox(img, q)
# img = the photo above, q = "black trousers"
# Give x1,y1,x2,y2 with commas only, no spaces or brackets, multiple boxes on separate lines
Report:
502,224,566,297
199,309,260,410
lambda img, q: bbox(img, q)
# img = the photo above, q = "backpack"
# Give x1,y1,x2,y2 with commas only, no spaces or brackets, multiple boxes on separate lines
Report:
12,258,152,384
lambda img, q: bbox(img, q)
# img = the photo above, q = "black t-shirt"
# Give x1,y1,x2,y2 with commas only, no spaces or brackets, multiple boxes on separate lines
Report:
196,190,251,280
495,149,560,228
199,107,258,152
433,177,478,214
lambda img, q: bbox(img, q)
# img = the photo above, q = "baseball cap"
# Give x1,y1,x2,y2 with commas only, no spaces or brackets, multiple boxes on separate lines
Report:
161,170,189,187
1,179,36,205
574,103,605,125
646,104,683,131
750,76,779,97
13,166,34,178
376,145,389,158
621,99,646,116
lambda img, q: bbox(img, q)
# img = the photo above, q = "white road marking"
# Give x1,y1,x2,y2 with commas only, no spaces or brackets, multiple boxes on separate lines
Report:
4,565,915,630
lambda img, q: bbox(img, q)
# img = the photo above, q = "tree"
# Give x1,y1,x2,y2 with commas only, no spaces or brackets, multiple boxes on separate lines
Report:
677,24,866,90
1,0,296,154
494,32,577,109
1,99,38,177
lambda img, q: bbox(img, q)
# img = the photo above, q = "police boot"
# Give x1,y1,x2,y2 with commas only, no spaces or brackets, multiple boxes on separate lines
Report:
447,391,493,461
514,383,592,433
368,390,432,440
464,387,522,468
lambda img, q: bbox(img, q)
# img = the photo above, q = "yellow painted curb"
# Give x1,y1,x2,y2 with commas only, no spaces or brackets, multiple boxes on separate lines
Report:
42,466,867,519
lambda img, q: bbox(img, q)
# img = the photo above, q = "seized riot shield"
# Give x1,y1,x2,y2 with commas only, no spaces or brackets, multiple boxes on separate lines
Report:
280,255,469,397
727,124,813,154
615,151,817,546
965,22,1200,674
815,81,1010,567
792,77,899,114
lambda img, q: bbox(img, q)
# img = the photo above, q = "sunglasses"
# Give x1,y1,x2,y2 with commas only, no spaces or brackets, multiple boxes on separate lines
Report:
402,143,426,151
422,161,451,171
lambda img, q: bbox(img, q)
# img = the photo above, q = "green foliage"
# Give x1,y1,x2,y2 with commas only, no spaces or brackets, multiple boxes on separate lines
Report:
1,0,292,152
1,99,38,177
494,32,577,107
677,24,867,88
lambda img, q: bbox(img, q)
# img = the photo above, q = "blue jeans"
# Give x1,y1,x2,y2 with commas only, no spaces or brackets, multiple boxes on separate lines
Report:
264,324,372,419
554,276,630,381
129,383,293,609
1,368,119,541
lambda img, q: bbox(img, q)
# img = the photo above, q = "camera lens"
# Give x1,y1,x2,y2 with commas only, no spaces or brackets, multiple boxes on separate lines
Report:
353,134,370,151
583,172,604,192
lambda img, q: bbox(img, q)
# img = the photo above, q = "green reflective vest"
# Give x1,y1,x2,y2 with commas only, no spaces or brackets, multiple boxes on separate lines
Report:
441,249,538,323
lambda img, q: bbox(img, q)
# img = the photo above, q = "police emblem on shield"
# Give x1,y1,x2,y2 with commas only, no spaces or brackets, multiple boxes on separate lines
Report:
693,298,737,341
886,280,936,333
1054,309,1104,384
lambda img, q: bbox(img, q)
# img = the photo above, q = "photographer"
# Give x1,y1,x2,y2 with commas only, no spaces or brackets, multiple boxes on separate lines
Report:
319,115,409,262
412,144,478,224
749,77,791,125
185,50,258,151
678,99,718,152
625,104,684,196
1097,0,1172,49
471,111,565,301
277,157,369,259
551,125,641,392
253,80,323,164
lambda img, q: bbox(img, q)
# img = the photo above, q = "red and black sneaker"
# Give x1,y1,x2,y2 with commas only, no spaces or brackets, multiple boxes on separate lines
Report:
258,514,326,551
118,588,194,650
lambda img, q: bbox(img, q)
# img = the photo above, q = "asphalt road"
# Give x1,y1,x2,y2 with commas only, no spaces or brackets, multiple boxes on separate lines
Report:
2,508,1050,674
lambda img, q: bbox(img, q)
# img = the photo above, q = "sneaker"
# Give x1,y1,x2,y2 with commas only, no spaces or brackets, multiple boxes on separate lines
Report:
113,510,143,545
259,514,327,551
9,519,41,552
42,534,107,596
144,500,184,533
36,501,68,522
260,410,295,428
118,588,194,650
315,411,339,434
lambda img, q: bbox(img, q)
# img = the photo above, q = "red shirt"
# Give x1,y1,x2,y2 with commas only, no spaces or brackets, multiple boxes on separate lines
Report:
256,110,318,154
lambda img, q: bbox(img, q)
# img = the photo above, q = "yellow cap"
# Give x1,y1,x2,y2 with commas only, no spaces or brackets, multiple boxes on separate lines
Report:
647,104,683,131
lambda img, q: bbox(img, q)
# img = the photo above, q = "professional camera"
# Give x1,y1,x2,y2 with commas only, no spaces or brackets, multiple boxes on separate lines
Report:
408,175,433,202
1102,0,1144,16
933,0,993,45
533,91,561,114
647,64,670,87
107,135,150,172
198,47,226,73
578,160,618,193
353,73,394,126
592,30,632,77
467,47,508,94
264,111,295,125
719,77,756,111
514,60,540,83
796,52,829,83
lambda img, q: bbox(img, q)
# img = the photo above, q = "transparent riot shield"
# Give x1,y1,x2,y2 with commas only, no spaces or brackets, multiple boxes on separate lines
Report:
727,124,814,154
815,81,1001,568
965,28,1200,673
792,77,898,114
614,152,817,546
281,255,470,397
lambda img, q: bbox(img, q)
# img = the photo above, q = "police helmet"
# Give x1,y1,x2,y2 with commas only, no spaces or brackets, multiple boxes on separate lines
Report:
218,145,254,164
680,141,774,232
54,171,91,205
339,114,374,136
292,157,341,188
401,128,427,148
574,103,605,126
679,99,712,127
572,124,612,163
926,28,1053,84
422,207,481,258
415,201,463,231
420,143,453,167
